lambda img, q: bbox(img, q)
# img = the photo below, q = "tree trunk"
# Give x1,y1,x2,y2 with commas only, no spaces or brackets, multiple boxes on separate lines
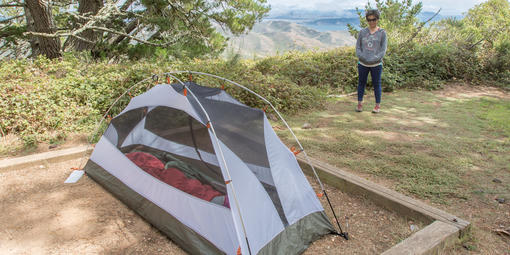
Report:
64,0,104,51
24,0,61,59
24,5,40,57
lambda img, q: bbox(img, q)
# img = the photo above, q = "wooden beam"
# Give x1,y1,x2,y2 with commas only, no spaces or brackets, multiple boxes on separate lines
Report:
382,221,460,255
297,155,470,232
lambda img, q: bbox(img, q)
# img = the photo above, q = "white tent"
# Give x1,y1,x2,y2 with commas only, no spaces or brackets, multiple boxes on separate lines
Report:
84,76,336,254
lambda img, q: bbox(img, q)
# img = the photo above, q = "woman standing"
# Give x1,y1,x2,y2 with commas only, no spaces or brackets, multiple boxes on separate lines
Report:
355,9,387,113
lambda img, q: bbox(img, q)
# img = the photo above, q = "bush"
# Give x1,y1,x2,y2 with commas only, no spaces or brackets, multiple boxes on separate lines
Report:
488,39,510,73
254,48,359,92
383,42,481,90
0,54,326,147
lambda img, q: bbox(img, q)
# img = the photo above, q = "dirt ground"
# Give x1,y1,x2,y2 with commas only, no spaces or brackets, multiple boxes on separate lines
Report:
436,83,510,100
0,157,420,254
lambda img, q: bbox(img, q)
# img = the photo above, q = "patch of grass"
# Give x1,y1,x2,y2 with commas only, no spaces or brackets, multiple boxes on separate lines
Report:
277,88,510,204
478,98,510,137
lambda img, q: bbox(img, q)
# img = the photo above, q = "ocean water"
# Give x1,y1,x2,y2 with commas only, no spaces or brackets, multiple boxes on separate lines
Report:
301,23,351,32
264,18,357,32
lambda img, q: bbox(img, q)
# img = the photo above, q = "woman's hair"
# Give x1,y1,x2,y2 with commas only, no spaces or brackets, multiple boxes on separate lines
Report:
365,9,380,20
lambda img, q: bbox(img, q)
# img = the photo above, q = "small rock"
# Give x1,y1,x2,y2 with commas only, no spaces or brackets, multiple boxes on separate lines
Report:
496,198,506,204
302,123,312,129
267,113,278,121
39,165,45,169
492,178,502,183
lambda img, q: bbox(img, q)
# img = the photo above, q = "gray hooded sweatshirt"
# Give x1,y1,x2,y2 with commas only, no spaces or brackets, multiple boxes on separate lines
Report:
356,28,387,66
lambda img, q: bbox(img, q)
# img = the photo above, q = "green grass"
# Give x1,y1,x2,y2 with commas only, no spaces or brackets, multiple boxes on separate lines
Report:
276,88,510,204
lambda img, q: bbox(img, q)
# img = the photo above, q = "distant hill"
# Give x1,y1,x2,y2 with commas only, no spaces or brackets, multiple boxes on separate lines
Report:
267,9,463,31
222,20,356,58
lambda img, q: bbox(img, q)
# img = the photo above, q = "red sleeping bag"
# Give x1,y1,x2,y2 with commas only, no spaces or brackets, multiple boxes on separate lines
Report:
126,151,222,202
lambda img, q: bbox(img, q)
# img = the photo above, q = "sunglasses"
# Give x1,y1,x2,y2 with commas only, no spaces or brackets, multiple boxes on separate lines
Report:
367,18,378,22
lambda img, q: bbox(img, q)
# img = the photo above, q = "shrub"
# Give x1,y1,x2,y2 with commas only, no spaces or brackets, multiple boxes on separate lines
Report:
0,54,326,148
254,48,359,93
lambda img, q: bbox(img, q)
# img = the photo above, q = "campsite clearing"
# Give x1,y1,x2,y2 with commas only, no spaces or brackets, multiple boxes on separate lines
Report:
0,157,418,254
1,84,508,254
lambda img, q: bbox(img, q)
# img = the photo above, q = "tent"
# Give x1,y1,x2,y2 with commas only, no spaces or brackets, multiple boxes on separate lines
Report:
83,73,341,254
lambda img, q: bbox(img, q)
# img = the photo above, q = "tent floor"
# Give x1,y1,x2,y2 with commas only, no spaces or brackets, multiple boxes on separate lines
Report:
0,157,420,254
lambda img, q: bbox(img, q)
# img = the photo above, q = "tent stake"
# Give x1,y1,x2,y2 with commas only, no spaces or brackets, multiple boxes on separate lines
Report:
323,190,349,240
245,237,252,255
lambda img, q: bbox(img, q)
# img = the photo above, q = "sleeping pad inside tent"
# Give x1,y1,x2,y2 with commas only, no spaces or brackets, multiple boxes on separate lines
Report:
83,81,335,254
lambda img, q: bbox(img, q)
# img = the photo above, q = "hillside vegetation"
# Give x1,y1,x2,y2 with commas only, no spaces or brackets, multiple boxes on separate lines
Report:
0,0,509,152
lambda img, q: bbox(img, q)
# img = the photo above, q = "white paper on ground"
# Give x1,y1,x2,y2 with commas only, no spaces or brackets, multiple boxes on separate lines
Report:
64,170,84,183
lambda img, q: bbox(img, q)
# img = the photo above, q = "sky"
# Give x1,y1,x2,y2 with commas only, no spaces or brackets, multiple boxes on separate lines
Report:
267,0,487,16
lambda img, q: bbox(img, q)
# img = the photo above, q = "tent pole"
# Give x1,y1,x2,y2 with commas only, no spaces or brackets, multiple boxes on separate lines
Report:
166,74,254,255
165,71,349,239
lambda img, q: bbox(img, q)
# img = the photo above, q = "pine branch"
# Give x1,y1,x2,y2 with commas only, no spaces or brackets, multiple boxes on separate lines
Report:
119,0,135,12
110,18,139,44
25,26,186,47
466,26,508,50
87,26,185,46
403,8,441,45
52,2,74,8
0,14,24,23
68,34,95,45
68,11,93,21
0,25,25,38
0,4,25,7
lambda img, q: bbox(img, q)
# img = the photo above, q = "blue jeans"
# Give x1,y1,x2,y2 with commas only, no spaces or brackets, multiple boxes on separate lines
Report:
357,63,382,104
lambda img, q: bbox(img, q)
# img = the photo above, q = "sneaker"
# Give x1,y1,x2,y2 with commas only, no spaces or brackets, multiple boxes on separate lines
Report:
372,105,380,113
356,103,363,112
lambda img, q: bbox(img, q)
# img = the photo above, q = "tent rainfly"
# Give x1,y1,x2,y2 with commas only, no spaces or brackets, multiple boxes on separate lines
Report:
83,72,345,255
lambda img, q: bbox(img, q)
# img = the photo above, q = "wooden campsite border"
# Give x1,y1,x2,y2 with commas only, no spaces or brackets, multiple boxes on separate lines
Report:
0,146,470,254
297,155,470,254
